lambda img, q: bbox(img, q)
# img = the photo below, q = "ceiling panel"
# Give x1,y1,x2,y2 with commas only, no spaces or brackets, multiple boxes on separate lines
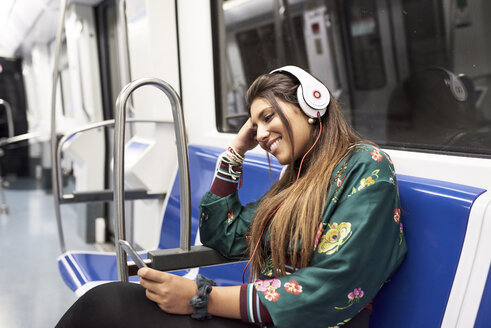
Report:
0,0,102,58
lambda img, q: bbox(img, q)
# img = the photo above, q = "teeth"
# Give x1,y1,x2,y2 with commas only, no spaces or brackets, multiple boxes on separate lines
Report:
270,139,280,153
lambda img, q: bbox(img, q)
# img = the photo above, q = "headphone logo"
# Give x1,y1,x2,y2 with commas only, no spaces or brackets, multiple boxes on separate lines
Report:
270,66,330,118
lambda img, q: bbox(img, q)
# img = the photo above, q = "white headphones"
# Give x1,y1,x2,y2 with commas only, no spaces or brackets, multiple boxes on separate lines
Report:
270,65,330,118
437,67,467,102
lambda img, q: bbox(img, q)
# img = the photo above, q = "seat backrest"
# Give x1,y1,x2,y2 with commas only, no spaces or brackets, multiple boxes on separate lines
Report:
157,145,487,325
370,174,485,327
158,145,282,250
474,265,491,327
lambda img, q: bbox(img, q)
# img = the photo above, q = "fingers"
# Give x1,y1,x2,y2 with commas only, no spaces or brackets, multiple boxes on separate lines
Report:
244,118,256,135
139,274,165,303
138,276,153,290
144,287,160,302
138,267,168,283
243,117,252,127
138,268,173,295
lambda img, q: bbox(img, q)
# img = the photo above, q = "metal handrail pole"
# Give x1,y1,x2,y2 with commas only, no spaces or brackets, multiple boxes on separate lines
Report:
0,99,14,138
55,118,169,200
0,98,14,215
50,0,69,253
114,78,190,282
116,0,131,88
0,132,47,147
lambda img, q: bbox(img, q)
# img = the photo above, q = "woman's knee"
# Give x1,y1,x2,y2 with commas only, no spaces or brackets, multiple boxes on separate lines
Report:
57,282,152,327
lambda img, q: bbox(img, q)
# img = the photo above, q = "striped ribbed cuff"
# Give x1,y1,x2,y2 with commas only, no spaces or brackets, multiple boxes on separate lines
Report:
239,283,272,324
210,162,242,197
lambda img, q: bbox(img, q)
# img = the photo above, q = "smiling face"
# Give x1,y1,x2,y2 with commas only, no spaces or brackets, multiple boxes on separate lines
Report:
250,97,313,164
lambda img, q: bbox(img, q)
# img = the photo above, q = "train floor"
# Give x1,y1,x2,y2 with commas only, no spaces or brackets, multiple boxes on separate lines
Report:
0,177,99,327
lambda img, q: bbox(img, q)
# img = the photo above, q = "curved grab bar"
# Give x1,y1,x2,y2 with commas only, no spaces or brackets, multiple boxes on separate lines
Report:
114,78,190,282
0,132,48,147
50,0,69,253
55,118,171,199
0,99,14,138
52,118,172,252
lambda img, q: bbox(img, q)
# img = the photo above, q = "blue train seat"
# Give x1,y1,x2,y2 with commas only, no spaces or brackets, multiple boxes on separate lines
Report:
370,175,485,327
58,144,488,327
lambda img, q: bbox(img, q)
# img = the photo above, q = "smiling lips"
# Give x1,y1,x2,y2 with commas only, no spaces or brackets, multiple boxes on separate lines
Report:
267,137,281,154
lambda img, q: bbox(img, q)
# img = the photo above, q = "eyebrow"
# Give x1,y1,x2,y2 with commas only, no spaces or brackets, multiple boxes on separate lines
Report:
251,106,273,128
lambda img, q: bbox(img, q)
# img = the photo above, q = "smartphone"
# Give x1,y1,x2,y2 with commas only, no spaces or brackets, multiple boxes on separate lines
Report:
118,239,148,268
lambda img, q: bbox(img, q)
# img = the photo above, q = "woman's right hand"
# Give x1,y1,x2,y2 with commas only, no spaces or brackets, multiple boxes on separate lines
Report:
230,118,257,156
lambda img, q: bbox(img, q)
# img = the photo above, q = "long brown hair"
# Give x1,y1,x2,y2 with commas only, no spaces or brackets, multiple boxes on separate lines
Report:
246,72,363,279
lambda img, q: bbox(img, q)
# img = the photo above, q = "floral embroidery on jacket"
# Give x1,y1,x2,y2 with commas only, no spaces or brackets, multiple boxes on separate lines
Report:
348,169,380,197
335,288,364,310
332,186,344,204
393,208,401,224
337,175,346,187
254,279,281,302
328,318,353,328
399,223,404,245
318,222,352,255
284,280,303,295
331,159,348,203
370,150,383,162
354,145,377,154
261,258,274,278
264,288,280,302
313,222,326,250
359,176,375,190
227,211,234,224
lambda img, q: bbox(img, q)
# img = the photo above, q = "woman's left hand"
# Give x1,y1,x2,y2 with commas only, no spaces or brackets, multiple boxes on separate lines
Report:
138,267,198,314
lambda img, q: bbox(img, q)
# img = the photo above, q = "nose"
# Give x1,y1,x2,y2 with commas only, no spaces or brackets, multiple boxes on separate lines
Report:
256,124,270,142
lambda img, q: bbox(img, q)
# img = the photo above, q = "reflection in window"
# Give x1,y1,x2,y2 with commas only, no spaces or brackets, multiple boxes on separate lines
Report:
214,0,491,156
344,0,386,90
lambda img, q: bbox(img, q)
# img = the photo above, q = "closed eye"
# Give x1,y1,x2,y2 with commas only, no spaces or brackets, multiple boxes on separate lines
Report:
264,112,274,123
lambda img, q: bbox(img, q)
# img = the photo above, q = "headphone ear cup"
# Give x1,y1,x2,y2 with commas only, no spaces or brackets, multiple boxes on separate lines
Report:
447,73,467,102
296,85,308,114
271,66,329,118
429,66,468,102
297,85,328,118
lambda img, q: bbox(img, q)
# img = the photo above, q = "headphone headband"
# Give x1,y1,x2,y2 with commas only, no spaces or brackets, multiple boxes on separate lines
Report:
270,65,330,118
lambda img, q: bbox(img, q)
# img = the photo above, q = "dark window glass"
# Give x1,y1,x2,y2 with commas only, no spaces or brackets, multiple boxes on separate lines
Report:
344,0,386,90
213,0,491,157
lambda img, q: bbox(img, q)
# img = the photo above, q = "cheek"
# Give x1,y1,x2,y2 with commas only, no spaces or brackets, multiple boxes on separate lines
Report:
294,126,311,146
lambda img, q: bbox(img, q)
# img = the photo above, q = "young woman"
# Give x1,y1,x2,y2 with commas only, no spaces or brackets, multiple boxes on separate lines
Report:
56,67,406,328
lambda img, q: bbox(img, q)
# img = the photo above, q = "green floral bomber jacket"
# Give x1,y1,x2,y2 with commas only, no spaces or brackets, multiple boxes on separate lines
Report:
199,144,407,327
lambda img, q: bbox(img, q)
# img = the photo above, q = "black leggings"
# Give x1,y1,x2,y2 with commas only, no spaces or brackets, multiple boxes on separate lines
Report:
56,282,370,327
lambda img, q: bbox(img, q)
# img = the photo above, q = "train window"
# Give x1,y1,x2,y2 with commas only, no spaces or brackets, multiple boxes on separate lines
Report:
213,0,491,157
344,0,386,90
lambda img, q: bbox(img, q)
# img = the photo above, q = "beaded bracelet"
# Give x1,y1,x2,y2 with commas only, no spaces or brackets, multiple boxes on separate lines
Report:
228,145,245,161
189,274,216,320
218,147,244,178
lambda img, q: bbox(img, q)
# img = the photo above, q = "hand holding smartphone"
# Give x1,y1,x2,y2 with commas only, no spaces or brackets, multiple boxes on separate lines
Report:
119,239,148,268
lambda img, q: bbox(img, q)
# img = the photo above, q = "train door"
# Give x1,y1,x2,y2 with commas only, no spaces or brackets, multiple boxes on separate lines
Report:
61,3,106,243
0,57,29,177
